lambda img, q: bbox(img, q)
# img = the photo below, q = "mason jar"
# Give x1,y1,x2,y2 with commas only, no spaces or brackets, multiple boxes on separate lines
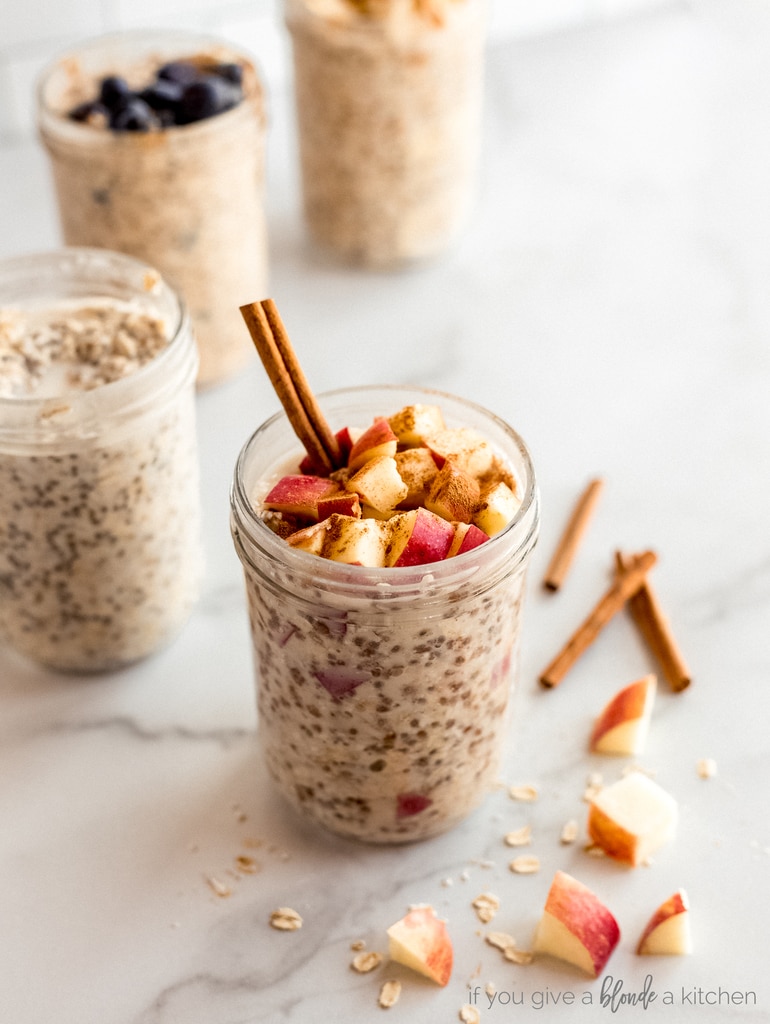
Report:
230,384,539,842
284,0,487,267
37,30,268,388
0,248,203,672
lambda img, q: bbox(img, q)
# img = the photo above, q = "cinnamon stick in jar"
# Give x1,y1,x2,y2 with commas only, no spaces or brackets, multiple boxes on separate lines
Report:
539,550,657,689
543,477,604,591
616,551,692,692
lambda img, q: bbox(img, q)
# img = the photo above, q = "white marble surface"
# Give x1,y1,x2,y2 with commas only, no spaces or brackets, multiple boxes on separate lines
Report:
2,5,770,1022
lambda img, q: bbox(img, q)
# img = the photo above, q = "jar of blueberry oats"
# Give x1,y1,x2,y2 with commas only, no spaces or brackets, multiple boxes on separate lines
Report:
0,248,203,673
230,385,539,842
36,30,268,388
284,0,486,267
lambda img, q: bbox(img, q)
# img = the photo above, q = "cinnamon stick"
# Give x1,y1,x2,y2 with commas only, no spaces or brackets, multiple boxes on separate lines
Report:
616,551,691,692
539,550,657,689
240,300,341,473
543,477,604,591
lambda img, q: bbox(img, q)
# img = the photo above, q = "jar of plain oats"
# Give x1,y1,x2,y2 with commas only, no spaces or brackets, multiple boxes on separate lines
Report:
230,385,539,842
0,248,203,673
37,30,268,388
284,0,487,267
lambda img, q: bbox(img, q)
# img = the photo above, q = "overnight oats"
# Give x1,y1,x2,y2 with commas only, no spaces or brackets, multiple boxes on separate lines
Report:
0,249,203,673
284,0,486,266
37,30,268,387
230,385,538,842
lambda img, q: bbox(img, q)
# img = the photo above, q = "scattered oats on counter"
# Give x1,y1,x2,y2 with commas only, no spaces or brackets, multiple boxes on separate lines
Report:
471,892,500,924
378,979,402,1009
560,819,579,845
504,824,532,847
508,784,539,802
459,1004,481,1024
234,855,260,874
350,939,367,951
269,907,303,931
697,757,717,779
205,876,232,898
508,855,540,875
351,951,384,973
582,772,603,802
486,931,533,965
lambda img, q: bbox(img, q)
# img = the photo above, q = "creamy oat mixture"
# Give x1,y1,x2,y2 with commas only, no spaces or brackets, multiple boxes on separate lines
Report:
38,44,267,387
285,0,485,265
0,299,202,671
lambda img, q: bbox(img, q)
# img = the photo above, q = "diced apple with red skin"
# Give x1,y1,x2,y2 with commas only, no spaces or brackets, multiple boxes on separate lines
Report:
587,771,678,867
425,461,480,524
424,426,496,477
286,519,329,556
446,522,489,558
386,508,455,567
473,479,521,536
347,417,398,472
636,889,692,955
334,425,361,464
321,514,389,567
317,491,362,521
394,448,439,509
386,905,453,986
263,475,342,520
533,870,620,978
345,455,408,513
388,403,445,446
590,674,657,756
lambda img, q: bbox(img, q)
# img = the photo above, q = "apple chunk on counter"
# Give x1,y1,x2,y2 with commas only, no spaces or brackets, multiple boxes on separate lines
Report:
587,771,678,866
590,674,657,756
386,906,453,986
533,870,620,977
636,889,692,955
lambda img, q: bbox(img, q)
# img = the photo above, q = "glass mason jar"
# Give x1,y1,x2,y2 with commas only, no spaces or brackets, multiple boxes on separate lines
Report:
37,30,268,388
0,248,203,673
230,385,539,842
284,0,486,267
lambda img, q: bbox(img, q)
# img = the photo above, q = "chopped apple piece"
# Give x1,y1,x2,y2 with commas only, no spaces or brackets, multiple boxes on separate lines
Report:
587,771,678,866
388,403,446,445
347,417,398,472
263,475,342,520
386,905,453,986
386,508,455,567
286,519,329,556
533,870,620,977
636,889,692,955
345,455,408,513
590,674,657,756
317,491,362,521
424,426,496,477
473,479,521,536
334,425,361,464
394,448,439,508
446,522,489,558
321,514,389,567
425,461,480,524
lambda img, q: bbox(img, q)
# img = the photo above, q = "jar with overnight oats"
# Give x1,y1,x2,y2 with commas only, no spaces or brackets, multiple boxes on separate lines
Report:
230,385,539,842
0,248,203,673
284,0,487,267
36,30,268,388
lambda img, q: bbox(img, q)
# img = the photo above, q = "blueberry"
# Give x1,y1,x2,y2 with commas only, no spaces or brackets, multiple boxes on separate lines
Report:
140,78,184,113
157,61,200,85
213,62,244,87
177,75,239,124
99,75,132,111
109,98,158,132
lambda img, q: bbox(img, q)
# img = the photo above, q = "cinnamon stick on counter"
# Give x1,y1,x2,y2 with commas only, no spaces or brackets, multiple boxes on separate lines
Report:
240,299,341,473
539,550,657,689
616,551,692,692
543,477,604,591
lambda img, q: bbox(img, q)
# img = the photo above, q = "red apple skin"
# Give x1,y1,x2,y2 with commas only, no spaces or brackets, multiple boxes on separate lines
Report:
590,675,654,750
454,522,489,556
335,426,356,463
545,871,621,977
636,890,689,954
263,475,341,519
389,906,453,986
317,492,362,521
587,803,637,865
392,508,455,567
347,418,398,472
